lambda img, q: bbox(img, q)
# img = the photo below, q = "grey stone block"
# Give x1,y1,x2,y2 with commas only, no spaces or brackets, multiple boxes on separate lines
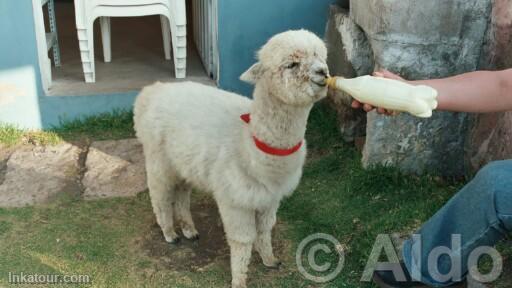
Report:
347,0,492,176
326,5,373,77
83,139,147,199
351,0,491,78
0,144,81,207
325,5,371,142
467,0,512,173
363,112,468,176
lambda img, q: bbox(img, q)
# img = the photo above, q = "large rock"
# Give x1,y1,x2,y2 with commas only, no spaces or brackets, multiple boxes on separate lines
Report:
0,144,81,207
347,0,492,176
351,0,491,78
0,146,12,186
363,113,468,176
467,112,512,171
326,6,373,77
325,5,371,142
479,0,512,70
467,0,512,172
83,139,146,199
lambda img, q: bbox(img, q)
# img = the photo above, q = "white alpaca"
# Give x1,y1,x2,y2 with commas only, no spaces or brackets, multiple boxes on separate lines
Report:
134,30,329,288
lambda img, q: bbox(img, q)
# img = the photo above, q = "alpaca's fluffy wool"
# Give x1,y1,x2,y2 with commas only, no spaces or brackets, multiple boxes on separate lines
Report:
134,29,329,288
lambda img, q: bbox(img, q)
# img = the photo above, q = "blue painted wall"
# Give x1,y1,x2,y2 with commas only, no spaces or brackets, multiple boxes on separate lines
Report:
217,0,338,96
0,0,138,129
0,0,337,129
0,0,45,128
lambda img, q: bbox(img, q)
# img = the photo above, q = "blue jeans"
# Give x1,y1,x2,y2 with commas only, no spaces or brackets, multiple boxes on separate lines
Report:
402,160,512,287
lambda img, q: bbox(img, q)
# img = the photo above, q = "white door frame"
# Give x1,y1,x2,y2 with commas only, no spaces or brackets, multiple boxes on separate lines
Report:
192,0,219,82
32,0,52,93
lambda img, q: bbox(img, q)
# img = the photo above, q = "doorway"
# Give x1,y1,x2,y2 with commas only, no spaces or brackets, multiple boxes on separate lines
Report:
35,0,218,96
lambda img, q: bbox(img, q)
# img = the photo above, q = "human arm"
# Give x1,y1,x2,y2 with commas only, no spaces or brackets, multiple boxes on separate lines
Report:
352,69,512,114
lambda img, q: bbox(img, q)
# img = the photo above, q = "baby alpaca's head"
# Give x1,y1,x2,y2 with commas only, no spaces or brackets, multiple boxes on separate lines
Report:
240,30,329,106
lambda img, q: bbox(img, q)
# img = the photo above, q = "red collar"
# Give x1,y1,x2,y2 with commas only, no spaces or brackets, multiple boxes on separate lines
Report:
240,113,303,156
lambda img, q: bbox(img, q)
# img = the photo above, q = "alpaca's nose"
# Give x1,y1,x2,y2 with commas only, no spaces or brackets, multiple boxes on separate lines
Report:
313,64,329,79
315,67,329,78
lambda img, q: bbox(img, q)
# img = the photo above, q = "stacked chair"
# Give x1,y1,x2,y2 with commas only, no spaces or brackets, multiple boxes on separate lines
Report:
74,0,187,83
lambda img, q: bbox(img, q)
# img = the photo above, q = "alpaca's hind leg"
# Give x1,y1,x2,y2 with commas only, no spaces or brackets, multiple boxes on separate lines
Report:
174,181,199,240
254,205,281,268
146,153,179,243
218,202,256,288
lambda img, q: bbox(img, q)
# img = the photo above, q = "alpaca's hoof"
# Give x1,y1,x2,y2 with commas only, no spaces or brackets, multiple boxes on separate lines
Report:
167,237,181,245
163,229,180,244
165,234,181,244
264,260,282,270
187,234,200,241
262,256,282,269
182,228,200,241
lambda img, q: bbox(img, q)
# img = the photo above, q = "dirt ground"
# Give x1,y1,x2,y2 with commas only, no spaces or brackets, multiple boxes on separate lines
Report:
138,200,230,272
131,194,297,286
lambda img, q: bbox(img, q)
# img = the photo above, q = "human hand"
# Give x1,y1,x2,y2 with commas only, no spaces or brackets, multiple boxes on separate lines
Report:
351,70,405,116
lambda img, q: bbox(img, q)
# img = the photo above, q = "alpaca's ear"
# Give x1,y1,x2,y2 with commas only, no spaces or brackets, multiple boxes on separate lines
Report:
240,63,264,84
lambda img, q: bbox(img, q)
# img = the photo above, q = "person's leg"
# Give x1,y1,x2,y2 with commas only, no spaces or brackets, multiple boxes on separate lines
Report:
402,160,512,287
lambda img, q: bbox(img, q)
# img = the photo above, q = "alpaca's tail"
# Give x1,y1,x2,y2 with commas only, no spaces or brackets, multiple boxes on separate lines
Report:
133,82,165,140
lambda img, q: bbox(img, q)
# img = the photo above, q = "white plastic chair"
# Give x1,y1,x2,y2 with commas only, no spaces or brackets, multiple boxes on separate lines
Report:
74,0,187,83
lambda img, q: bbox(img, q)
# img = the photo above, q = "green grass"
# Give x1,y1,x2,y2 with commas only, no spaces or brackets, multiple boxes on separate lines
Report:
0,104,510,287
0,124,61,146
0,110,135,147
281,106,462,286
54,110,135,142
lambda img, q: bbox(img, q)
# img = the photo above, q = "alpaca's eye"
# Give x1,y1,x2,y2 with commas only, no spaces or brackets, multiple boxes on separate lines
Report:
286,62,300,69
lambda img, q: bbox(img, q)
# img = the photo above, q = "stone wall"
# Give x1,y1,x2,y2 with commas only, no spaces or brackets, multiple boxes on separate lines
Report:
326,0,495,177
467,0,512,172
325,6,371,142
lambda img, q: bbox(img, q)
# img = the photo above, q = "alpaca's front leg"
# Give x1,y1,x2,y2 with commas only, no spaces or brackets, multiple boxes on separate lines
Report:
254,205,281,268
228,239,253,288
217,203,256,288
